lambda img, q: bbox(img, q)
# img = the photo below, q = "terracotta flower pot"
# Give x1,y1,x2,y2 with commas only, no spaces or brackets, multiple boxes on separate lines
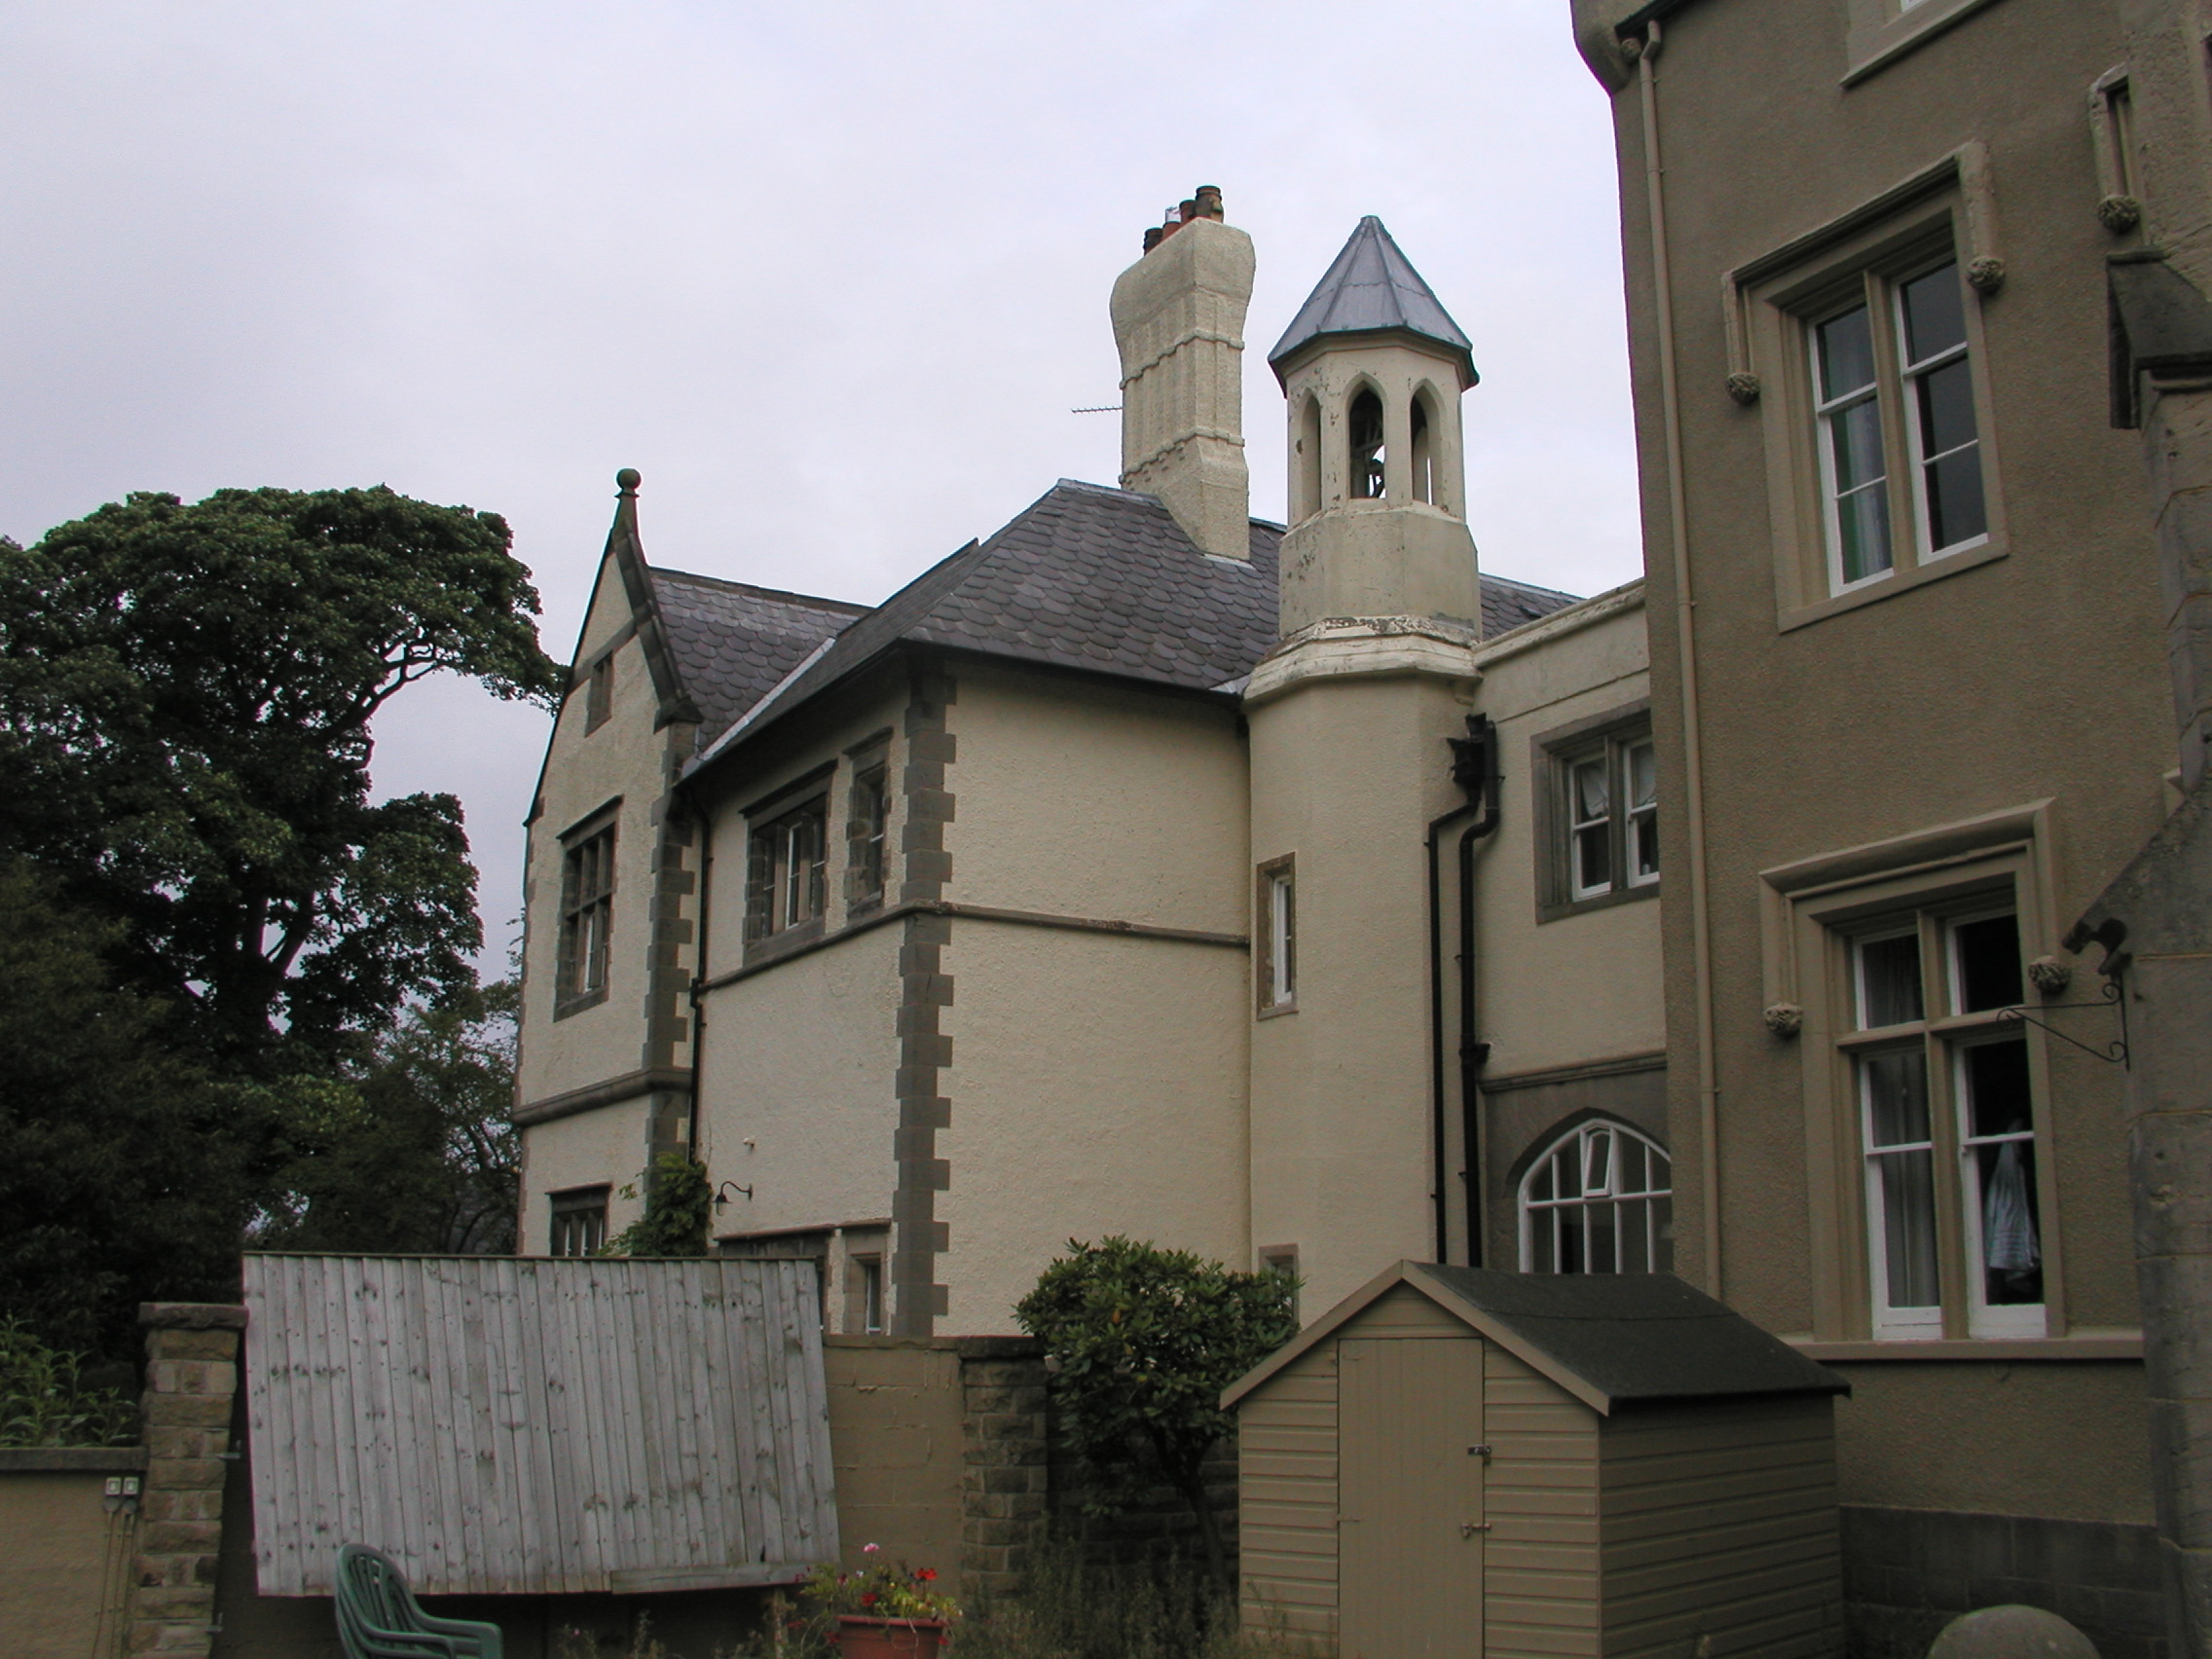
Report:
834,1614,949,1659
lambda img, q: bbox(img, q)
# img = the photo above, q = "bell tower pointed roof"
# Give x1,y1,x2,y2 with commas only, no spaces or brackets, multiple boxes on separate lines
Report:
1267,215,1477,388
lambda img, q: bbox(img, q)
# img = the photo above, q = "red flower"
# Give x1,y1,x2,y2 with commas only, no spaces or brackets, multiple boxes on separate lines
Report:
917,1569,937,1581
861,1593,877,1608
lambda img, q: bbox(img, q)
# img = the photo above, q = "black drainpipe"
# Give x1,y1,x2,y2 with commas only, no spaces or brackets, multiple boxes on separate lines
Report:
1426,715,1500,1264
683,788,714,1157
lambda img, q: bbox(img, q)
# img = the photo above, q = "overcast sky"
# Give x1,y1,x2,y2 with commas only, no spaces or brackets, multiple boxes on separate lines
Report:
0,1,1639,969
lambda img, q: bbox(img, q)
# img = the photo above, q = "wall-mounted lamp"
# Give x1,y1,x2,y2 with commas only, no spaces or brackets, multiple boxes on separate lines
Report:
713,1182,753,1207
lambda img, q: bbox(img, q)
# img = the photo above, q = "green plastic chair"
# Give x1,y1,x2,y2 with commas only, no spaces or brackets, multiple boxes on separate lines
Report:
334,1544,503,1659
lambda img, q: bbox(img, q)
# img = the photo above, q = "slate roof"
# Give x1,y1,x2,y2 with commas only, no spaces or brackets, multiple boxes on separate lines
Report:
651,479,1582,769
681,481,1282,769
1483,571,1581,639
1269,216,1478,387
648,570,868,742
1414,1266,1846,1409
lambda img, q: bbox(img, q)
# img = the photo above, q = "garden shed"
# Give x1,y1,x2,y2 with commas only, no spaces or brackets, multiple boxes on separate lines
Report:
1224,1263,1850,1659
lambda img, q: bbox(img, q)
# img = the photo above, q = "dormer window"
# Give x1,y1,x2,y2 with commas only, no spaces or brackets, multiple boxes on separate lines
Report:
1349,388,1386,499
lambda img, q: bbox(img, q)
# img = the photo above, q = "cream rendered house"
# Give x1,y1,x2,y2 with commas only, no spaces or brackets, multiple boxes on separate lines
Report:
514,193,1666,1334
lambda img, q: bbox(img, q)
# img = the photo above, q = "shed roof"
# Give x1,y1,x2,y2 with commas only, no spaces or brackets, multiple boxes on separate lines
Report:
1224,1262,1848,1416
1268,216,1478,388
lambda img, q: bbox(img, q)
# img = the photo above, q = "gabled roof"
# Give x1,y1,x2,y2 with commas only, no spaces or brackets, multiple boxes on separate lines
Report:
1269,216,1478,388
648,570,867,742
1222,1262,1848,1416
684,480,1285,772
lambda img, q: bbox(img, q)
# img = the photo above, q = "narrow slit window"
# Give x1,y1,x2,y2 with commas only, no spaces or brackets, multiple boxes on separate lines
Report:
1257,857,1296,1013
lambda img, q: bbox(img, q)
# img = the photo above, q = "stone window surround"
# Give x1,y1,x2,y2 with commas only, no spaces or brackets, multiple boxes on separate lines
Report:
1758,800,2077,1346
1531,698,1659,924
548,1184,611,1257
1842,0,2006,87
1724,152,2010,634
553,799,620,1020
739,761,836,964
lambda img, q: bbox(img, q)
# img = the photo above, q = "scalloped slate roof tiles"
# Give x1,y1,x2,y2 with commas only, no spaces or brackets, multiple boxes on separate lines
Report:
648,479,1579,765
648,571,868,742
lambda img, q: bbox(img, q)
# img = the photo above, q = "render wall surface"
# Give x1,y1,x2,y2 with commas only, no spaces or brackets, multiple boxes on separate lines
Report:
1248,675,1477,1314
936,919,1250,1332
0,1463,137,1659
694,925,903,1239
942,663,1249,933
1605,0,2165,1537
517,1092,655,1248
517,554,688,1109
1462,592,1664,1270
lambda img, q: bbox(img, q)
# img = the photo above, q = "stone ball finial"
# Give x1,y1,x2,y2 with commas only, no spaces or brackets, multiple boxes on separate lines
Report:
2097,195,2143,235
1966,256,2007,294
1927,1605,2099,1659
1726,372,1762,406
616,467,642,493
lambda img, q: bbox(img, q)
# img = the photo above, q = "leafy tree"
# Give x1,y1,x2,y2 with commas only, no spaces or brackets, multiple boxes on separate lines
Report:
1014,1236,1299,1588
0,857,259,1358
605,1152,713,1257
0,487,563,1061
253,981,521,1255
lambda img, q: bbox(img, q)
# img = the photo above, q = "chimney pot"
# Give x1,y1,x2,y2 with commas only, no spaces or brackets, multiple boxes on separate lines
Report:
1195,185,1224,220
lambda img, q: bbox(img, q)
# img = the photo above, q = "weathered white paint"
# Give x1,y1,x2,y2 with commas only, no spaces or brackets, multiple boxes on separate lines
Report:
241,1254,838,1597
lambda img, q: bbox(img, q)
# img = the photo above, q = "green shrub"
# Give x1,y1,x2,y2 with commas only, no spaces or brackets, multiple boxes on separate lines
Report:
1015,1237,1297,1588
0,1317,136,1448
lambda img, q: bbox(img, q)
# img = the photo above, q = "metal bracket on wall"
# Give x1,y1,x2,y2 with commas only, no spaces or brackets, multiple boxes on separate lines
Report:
1998,973,2129,1068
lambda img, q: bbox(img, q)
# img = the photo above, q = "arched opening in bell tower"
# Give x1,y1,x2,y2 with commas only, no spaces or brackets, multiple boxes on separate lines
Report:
1410,390,1436,505
1349,387,1386,499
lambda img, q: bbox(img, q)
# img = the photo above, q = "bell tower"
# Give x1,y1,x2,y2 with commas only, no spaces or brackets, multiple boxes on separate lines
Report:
1244,219,1489,1316
1267,216,1480,632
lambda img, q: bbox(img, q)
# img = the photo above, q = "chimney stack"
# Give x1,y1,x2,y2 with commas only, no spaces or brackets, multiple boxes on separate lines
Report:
1111,185,1253,560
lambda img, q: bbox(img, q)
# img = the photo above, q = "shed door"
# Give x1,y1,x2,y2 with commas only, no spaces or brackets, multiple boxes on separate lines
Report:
1339,1338,1484,1659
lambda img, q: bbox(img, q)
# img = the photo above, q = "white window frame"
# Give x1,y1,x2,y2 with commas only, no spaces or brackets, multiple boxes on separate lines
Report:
1837,901,2046,1342
1518,1119,1675,1276
1548,726,1659,910
1257,855,1296,1014
1811,299,1895,596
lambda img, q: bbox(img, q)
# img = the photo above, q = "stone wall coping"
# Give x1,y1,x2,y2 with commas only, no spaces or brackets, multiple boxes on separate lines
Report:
0,1446,148,1472
139,1303,248,1330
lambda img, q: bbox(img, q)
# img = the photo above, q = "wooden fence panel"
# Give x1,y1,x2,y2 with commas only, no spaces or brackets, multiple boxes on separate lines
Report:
242,1254,839,1597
